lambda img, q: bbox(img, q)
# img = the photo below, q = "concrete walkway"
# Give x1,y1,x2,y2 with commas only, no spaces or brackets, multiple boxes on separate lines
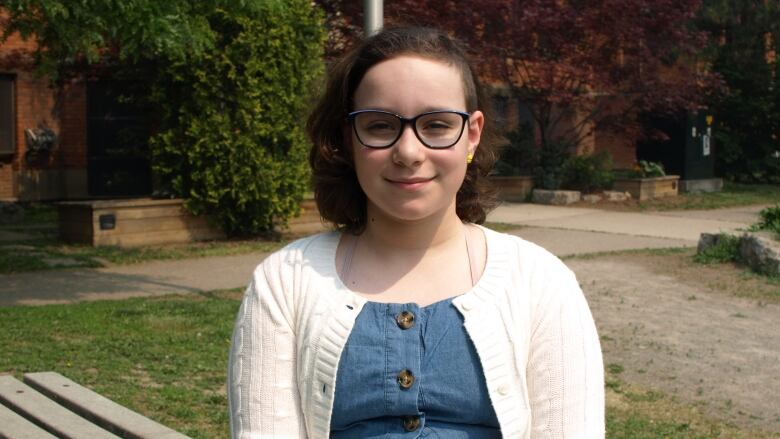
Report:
0,203,767,306
489,203,761,256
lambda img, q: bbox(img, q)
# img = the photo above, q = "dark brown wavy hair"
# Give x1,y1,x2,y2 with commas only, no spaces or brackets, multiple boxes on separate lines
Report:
307,26,499,233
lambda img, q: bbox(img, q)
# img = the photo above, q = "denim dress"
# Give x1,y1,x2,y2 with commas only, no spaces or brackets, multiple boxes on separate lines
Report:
330,297,501,438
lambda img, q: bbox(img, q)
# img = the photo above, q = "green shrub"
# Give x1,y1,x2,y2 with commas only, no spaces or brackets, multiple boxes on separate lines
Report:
560,151,614,193
151,1,325,236
694,234,741,264
755,203,780,236
534,140,572,190
494,124,537,176
630,160,666,178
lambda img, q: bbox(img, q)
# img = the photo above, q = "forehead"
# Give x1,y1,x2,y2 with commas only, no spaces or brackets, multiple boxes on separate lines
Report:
353,55,466,114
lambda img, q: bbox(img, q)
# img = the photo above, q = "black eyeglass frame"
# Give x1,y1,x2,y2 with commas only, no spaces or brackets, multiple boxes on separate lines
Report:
346,109,471,149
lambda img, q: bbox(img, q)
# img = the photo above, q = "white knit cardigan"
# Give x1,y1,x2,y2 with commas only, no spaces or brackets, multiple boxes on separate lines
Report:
228,227,604,438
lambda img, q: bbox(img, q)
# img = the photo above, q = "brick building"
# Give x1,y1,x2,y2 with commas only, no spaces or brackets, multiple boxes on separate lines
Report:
0,24,89,201
1,17,151,202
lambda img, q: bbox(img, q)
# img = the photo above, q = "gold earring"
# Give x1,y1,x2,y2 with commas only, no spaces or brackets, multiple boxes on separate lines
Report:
466,152,474,164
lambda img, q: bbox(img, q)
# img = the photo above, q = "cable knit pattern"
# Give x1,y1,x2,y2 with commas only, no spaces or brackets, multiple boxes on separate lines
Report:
228,227,604,438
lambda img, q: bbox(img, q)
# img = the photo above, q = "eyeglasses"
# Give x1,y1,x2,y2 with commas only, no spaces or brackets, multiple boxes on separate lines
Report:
347,109,470,149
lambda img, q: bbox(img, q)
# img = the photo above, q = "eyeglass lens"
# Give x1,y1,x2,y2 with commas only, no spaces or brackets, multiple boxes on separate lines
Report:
352,111,466,148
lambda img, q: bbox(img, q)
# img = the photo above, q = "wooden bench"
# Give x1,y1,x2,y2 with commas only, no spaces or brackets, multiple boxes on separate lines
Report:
0,372,191,439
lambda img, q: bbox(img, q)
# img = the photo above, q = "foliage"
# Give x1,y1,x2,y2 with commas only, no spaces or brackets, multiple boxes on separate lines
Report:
2,1,325,236
0,0,221,78
150,3,324,235
561,151,615,193
755,203,780,236
318,0,721,154
631,160,667,178
696,0,780,184
694,233,741,264
493,124,537,176
534,140,572,190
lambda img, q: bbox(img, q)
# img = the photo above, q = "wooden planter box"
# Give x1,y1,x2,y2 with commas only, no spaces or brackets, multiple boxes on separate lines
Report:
284,197,327,235
612,175,680,201
58,198,224,247
489,175,534,202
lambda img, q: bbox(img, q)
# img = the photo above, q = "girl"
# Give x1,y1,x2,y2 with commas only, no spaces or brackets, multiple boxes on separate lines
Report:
228,26,604,438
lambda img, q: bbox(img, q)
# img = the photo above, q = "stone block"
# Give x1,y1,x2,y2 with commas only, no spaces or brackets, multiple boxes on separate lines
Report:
739,232,780,276
603,191,631,202
532,189,581,205
697,232,724,254
582,194,602,203
679,178,724,193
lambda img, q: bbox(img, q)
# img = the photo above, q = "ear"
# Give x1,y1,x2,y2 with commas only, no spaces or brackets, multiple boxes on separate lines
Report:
467,110,485,156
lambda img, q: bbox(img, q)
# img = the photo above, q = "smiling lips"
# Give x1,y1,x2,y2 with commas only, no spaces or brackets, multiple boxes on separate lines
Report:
385,176,434,190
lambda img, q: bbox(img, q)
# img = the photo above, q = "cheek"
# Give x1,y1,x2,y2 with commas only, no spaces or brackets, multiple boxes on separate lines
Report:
352,147,387,182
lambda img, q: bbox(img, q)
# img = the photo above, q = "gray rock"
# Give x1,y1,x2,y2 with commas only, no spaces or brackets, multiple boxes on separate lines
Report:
532,189,581,205
582,194,602,204
697,232,723,254
679,178,723,193
603,191,631,202
739,232,780,276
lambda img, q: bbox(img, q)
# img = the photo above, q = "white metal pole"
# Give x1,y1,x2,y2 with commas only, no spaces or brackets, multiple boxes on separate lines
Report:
363,0,384,37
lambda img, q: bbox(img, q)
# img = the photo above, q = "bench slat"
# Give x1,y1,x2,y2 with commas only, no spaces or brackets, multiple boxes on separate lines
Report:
0,375,120,439
24,372,191,439
0,403,58,439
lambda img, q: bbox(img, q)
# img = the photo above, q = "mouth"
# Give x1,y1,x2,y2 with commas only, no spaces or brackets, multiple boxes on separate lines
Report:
385,176,434,189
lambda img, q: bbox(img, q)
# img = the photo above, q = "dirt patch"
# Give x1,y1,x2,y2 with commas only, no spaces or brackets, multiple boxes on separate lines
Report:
567,250,780,433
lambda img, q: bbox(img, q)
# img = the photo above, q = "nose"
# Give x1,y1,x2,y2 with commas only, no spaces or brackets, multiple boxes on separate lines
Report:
392,124,425,167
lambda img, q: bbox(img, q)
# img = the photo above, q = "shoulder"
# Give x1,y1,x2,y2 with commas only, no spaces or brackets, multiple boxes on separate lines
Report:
244,232,341,314
479,226,582,313
481,226,574,280
253,231,339,276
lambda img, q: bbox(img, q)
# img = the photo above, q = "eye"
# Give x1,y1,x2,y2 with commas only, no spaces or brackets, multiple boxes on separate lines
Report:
355,112,399,134
422,120,455,131
417,112,463,135
365,120,396,132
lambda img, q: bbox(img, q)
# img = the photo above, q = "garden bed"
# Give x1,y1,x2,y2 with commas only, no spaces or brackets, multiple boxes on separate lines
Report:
612,175,680,201
489,176,534,202
58,199,224,247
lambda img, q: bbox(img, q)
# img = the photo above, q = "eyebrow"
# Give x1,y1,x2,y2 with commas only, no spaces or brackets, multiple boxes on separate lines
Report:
351,106,466,117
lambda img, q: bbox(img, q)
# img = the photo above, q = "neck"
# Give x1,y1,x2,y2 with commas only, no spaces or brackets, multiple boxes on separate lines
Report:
360,202,464,254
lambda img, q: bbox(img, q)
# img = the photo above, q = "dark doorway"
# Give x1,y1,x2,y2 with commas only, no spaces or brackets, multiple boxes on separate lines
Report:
637,111,715,180
87,81,152,197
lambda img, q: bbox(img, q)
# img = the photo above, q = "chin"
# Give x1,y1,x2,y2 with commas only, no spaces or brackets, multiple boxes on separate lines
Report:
371,200,452,224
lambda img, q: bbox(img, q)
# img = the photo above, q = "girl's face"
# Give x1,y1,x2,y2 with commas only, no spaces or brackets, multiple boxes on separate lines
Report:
351,55,484,225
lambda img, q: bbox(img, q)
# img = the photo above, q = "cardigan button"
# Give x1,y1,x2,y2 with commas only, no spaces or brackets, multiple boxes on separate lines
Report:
395,311,415,329
401,415,420,431
397,369,415,389
497,383,510,395
461,301,473,311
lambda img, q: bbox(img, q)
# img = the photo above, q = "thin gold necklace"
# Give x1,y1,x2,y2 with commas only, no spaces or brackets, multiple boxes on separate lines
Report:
340,225,475,288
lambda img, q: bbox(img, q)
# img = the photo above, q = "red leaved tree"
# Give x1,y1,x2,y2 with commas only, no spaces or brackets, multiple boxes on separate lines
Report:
317,0,722,175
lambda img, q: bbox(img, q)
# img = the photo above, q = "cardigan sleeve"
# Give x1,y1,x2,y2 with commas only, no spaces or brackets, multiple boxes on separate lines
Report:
228,252,306,438
526,263,605,438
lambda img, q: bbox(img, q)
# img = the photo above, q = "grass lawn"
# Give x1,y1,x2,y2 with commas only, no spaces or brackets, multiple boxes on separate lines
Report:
604,371,776,438
0,203,288,274
0,291,242,438
575,181,780,211
1,290,776,438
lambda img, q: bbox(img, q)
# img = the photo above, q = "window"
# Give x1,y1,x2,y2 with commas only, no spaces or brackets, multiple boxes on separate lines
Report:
0,75,14,156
